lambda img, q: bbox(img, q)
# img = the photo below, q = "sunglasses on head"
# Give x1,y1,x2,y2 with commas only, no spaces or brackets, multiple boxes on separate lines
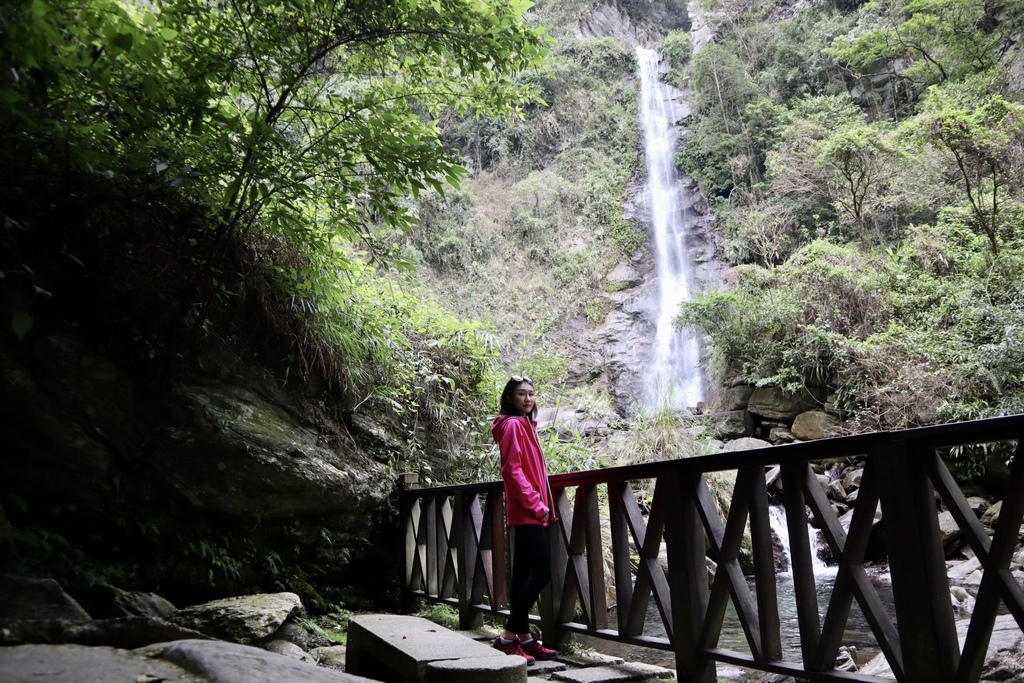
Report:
510,375,533,384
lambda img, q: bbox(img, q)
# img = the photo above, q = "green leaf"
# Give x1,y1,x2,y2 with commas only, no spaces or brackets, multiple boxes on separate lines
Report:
110,31,134,52
11,312,32,340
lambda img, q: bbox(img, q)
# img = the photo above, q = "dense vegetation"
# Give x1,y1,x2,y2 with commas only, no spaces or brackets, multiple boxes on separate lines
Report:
671,0,1024,441
0,0,551,484
3,0,1022,491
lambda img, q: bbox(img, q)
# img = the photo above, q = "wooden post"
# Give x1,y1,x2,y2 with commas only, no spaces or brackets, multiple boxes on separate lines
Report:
399,473,420,614
955,439,1024,683
780,462,822,665
454,490,482,629
747,466,782,661
663,472,715,683
609,481,635,635
875,440,959,682
542,484,569,647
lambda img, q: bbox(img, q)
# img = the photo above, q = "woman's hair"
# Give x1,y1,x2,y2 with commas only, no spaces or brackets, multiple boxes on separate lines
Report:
499,376,537,419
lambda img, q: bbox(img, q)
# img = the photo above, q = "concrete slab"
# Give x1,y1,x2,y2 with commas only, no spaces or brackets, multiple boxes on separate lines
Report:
0,640,376,683
557,651,625,667
346,614,505,682
529,658,568,676
549,662,675,682
424,654,527,683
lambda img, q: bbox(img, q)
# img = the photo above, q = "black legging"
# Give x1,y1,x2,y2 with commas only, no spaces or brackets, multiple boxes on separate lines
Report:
506,524,551,634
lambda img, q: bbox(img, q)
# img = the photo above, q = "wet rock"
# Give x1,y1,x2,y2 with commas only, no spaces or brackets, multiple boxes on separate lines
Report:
722,437,772,452
712,410,751,439
947,556,982,581
950,585,975,615
937,511,965,556
273,620,310,649
152,639,376,682
0,574,91,622
720,385,754,412
311,645,348,670
265,638,314,663
2,615,211,649
154,383,389,521
348,412,403,453
747,386,827,422
790,411,841,441
858,614,1023,680
71,583,178,621
173,593,303,645
965,496,992,517
578,3,655,49
827,480,847,502
981,500,1003,527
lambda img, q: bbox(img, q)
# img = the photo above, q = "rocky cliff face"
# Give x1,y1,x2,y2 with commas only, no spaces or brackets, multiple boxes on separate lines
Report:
0,329,400,610
565,1,723,417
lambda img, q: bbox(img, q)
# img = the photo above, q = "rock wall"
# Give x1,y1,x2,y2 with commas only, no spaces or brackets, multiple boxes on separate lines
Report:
0,331,400,610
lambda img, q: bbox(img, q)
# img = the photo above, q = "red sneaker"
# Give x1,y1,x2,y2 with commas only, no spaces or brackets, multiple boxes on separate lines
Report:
491,636,536,665
519,637,557,660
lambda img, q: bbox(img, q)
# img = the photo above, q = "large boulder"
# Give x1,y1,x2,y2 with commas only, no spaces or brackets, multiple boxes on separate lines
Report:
711,410,751,439
722,437,772,452
720,385,754,412
0,332,397,605
790,411,842,441
150,381,387,521
937,510,965,557
173,593,304,645
858,614,1024,680
71,584,178,621
747,386,827,422
980,500,1003,528
0,575,91,623
0,574,205,650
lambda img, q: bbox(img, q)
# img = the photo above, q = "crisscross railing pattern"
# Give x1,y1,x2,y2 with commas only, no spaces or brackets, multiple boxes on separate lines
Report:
400,415,1024,682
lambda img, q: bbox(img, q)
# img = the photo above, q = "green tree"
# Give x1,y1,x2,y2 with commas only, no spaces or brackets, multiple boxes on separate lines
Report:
686,44,763,191
1,0,550,289
827,0,1022,106
0,0,550,455
905,87,1024,254
815,123,902,250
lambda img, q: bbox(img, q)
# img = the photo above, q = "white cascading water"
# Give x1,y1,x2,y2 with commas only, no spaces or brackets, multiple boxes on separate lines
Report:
768,505,834,575
636,47,703,410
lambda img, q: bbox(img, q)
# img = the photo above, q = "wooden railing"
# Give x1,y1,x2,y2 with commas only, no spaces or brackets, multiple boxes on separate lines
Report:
399,415,1024,683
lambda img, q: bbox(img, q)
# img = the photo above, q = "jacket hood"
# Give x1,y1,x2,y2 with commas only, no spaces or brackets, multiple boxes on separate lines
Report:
491,413,533,440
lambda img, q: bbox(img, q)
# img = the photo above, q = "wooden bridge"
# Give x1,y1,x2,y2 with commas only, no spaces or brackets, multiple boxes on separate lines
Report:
399,414,1024,683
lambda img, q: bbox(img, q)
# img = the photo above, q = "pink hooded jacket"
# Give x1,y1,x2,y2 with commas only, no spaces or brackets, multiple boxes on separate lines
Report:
492,414,554,527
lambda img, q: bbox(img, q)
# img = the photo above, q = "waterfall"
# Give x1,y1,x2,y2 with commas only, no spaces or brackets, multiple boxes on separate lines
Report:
768,505,834,575
636,47,703,410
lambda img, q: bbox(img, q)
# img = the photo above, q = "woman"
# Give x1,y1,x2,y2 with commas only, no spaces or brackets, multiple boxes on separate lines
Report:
490,375,558,664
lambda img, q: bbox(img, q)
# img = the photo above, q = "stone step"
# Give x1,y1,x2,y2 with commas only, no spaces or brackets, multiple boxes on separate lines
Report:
555,651,624,667
546,662,675,683
530,659,568,676
347,615,525,683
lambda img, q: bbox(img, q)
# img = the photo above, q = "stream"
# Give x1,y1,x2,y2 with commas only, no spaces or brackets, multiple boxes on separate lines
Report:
577,503,897,680
577,569,896,680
